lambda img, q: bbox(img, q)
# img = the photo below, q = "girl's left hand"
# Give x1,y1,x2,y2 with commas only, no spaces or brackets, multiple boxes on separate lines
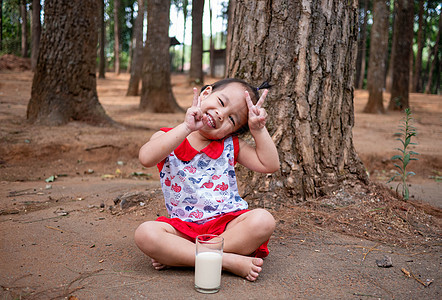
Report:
245,90,268,130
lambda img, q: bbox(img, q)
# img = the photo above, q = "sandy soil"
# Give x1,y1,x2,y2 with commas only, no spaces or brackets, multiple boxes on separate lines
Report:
0,69,441,299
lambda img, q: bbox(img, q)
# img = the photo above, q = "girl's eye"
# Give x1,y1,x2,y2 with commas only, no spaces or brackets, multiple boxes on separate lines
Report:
229,116,235,126
218,98,224,106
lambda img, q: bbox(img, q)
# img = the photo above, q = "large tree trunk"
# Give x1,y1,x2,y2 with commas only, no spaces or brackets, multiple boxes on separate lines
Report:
20,0,28,57
27,0,112,126
188,0,204,84
31,0,41,71
364,0,389,114
356,0,369,89
140,0,182,112
424,14,441,94
99,0,106,79
412,0,424,92
126,0,144,96
388,0,414,111
228,0,368,205
114,0,121,75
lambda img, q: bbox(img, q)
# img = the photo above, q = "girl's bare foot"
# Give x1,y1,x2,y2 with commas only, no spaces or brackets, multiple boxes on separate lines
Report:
222,253,264,281
151,258,167,270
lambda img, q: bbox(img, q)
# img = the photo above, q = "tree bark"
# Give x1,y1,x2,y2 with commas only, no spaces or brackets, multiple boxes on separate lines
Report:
189,0,204,84
27,0,112,126
114,0,121,75
228,0,368,205
364,0,389,114
20,0,28,57
31,0,41,71
412,0,424,92
126,0,144,96
388,0,414,111
356,0,369,89
99,0,106,79
424,13,441,94
140,0,182,112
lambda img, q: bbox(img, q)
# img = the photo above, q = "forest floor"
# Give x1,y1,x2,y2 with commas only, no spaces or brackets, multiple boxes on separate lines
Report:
0,60,441,299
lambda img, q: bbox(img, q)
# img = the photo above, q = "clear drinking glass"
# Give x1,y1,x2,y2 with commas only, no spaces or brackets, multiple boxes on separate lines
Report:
194,234,224,294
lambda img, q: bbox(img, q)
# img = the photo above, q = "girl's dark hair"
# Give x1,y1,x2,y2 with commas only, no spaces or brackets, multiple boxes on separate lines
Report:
200,78,271,105
201,78,272,135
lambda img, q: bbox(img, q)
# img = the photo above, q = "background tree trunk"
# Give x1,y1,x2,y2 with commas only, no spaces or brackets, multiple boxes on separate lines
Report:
388,0,414,111
114,0,121,75
31,0,41,71
0,0,3,51
181,0,189,72
356,0,369,89
126,0,145,96
20,0,28,57
364,0,389,114
27,0,112,126
228,0,368,205
225,0,235,72
412,0,424,92
424,14,441,94
188,0,204,84
99,0,106,79
140,0,182,112
385,0,398,93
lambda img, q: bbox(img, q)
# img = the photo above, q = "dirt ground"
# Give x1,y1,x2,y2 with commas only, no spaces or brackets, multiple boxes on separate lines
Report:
0,63,441,299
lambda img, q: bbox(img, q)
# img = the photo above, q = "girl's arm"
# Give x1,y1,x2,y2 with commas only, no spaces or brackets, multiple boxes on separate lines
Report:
236,90,280,173
139,88,205,168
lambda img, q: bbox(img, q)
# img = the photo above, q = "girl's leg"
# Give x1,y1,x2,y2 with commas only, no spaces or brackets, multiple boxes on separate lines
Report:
134,221,195,267
134,213,274,281
219,208,276,281
221,208,276,255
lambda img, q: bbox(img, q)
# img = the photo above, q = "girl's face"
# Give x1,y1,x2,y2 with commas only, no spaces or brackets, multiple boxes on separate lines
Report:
198,83,249,140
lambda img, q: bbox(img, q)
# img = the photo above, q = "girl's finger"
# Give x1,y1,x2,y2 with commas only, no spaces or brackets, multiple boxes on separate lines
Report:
192,87,199,107
245,91,254,110
197,95,202,108
256,89,268,108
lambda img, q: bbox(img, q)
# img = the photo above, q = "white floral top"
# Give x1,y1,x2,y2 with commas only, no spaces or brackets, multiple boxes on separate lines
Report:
157,128,248,224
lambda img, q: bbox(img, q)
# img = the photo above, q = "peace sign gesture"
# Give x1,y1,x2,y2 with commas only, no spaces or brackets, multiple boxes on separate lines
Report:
245,89,269,131
184,88,206,132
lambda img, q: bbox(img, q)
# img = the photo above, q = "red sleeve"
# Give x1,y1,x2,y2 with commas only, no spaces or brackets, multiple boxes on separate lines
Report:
233,136,239,165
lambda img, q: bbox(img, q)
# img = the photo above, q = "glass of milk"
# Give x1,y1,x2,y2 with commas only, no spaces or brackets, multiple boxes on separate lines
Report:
194,234,224,293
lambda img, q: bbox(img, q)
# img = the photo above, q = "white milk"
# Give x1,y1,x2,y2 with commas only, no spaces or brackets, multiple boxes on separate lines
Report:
195,252,222,289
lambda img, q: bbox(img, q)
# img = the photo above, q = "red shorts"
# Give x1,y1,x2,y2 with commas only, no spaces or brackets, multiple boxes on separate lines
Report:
156,210,269,258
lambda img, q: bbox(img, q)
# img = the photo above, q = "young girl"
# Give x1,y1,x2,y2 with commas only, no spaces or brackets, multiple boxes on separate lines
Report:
135,78,279,282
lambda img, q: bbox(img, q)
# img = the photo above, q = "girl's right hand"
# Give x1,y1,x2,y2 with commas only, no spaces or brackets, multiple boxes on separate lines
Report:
184,88,206,132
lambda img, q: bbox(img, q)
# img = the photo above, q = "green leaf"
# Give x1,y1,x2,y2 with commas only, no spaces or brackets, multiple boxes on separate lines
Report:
387,173,399,183
407,171,416,176
409,151,419,155
391,155,403,160
393,163,403,171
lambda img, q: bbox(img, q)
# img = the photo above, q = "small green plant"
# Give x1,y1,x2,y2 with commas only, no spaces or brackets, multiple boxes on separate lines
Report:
387,108,419,200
